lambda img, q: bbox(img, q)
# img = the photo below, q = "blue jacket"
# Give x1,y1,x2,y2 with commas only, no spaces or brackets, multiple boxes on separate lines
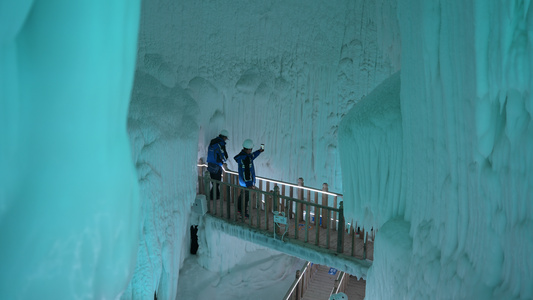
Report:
234,149,261,187
207,136,228,166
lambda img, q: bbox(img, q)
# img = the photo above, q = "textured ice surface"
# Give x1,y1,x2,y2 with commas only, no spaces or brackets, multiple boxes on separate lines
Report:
137,0,399,193
353,1,533,299
339,71,403,228
121,70,199,299
0,1,141,299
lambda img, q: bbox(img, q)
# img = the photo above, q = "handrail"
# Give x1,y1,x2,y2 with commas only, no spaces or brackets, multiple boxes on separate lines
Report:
283,261,310,300
283,261,320,300
206,176,341,212
197,162,343,197
330,271,347,296
197,160,374,260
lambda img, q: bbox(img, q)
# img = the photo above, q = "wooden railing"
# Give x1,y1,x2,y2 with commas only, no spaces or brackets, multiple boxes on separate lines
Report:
283,261,318,300
198,160,343,223
197,159,374,259
330,271,348,297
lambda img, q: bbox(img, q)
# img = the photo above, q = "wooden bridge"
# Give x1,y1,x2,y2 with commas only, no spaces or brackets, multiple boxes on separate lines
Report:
197,161,375,263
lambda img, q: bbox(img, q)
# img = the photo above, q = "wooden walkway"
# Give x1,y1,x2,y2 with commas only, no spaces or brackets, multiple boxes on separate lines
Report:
206,193,374,261
199,167,372,299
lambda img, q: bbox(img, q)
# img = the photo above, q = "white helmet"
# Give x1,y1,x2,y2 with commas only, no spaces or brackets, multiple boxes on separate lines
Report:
243,139,254,149
220,129,229,139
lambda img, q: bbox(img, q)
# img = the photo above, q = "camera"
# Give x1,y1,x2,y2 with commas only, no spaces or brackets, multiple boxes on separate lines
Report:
260,144,265,150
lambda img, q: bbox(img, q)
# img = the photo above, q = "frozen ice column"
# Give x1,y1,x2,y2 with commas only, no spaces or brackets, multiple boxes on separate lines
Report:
0,1,141,299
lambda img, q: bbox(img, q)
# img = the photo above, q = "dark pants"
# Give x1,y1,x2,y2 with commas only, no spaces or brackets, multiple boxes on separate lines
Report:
208,163,222,199
237,189,250,215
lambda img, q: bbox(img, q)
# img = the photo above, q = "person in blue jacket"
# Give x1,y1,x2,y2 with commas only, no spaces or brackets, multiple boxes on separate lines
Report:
233,138,264,217
207,129,229,199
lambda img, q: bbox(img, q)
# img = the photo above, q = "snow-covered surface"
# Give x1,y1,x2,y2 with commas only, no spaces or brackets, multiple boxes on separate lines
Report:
177,249,304,300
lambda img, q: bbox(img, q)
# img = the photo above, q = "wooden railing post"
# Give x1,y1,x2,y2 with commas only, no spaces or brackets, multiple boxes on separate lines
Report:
333,195,338,231
198,158,205,194
363,231,368,260
204,171,211,212
240,187,245,221
231,173,237,203
297,178,304,222
223,164,231,219
281,185,286,214
273,186,280,237
337,201,344,253
314,191,319,225
266,181,271,213
295,270,301,300
273,186,279,212
321,183,328,229
333,277,340,295
258,180,263,210
289,185,294,219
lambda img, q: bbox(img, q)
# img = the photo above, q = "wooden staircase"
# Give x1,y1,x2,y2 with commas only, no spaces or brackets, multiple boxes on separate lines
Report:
301,265,338,300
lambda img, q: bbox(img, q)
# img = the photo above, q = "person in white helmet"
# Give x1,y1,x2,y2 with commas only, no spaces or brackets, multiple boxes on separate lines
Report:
233,139,264,217
206,129,229,199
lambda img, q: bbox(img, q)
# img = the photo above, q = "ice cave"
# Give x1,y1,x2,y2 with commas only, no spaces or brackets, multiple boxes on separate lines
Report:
1,0,532,299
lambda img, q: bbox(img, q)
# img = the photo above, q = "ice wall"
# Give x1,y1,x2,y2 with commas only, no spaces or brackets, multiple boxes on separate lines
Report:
399,1,532,298
168,0,399,192
0,1,141,299
120,0,201,298
340,0,533,299
339,71,403,227
121,71,199,299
